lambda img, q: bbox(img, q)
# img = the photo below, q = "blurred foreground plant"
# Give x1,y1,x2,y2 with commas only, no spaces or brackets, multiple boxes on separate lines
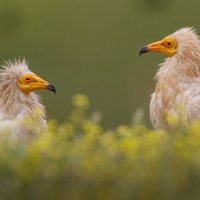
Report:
0,94,200,200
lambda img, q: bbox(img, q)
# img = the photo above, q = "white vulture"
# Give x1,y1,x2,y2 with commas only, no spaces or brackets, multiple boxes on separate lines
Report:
0,59,55,139
139,27,200,129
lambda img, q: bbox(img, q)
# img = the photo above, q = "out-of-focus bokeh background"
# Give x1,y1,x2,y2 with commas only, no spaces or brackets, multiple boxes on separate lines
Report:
0,0,199,128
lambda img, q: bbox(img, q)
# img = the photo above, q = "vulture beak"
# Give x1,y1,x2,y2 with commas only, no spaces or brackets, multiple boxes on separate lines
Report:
139,46,149,56
139,36,178,57
139,40,163,56
47,83,56,94
30,75,56,94
18,74,56,94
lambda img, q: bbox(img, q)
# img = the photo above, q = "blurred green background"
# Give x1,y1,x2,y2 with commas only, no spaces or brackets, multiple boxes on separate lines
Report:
0,0,199,128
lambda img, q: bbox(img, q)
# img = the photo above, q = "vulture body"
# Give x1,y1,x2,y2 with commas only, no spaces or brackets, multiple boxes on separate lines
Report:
0,60,55,139
140,27,200,129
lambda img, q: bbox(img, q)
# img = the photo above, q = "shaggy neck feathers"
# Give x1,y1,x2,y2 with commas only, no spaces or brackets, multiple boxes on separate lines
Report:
151,27,200,128
156,27,200,85
0,60,45,120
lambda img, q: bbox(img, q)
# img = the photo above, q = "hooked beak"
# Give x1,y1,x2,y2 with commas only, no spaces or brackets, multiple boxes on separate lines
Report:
18,74,56,95
139,40,163,56
139,46,149,56
47,83,56,94
31,75,56,94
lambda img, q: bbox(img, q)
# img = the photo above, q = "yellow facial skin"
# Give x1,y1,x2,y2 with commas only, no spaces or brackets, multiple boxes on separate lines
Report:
18,74,56,95
139,37,178,57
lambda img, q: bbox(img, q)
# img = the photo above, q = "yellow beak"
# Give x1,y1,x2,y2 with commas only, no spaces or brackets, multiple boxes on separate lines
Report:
18,74,56,95
139,40,165,56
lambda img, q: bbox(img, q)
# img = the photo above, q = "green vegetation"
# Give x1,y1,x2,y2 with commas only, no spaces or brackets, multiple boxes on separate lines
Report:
0,94,200,200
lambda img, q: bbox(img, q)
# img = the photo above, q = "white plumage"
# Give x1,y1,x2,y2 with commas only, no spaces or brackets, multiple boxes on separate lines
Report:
140,27,200,129
0,60,55,139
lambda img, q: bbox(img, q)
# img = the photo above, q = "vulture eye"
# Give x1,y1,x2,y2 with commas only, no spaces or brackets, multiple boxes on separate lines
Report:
164,41,173,48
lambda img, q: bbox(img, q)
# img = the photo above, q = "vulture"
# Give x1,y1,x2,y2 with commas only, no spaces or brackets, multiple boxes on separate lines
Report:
139,27,200,129
0,59,55,139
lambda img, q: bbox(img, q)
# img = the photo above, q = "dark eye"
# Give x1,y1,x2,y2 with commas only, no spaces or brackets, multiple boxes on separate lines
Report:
167,42,171,46
26,78,30,81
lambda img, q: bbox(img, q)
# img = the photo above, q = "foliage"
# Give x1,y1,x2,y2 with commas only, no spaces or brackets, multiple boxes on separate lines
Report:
1,94,200,200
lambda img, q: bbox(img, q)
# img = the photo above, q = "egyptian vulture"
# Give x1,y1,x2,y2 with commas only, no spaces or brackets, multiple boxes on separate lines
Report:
0,60,55,139
139,27,200,129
